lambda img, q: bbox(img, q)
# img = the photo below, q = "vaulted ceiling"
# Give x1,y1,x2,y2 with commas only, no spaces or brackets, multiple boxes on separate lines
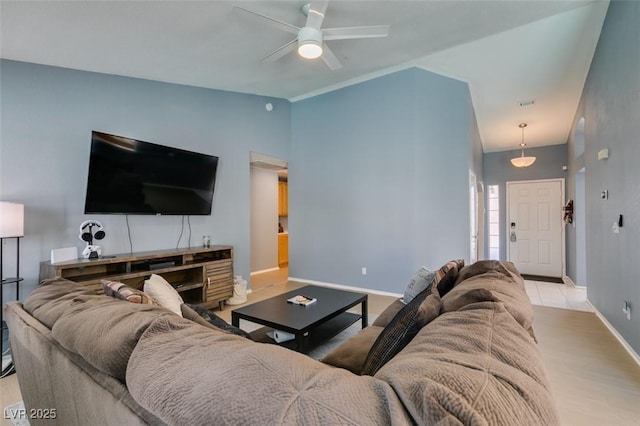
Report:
0,1,609,152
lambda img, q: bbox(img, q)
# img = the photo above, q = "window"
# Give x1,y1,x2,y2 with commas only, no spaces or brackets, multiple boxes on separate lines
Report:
488,185,500,260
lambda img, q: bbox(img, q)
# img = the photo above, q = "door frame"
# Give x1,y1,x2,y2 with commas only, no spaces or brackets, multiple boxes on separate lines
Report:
477,180,485,261
505,178,566,277
469,170,478,263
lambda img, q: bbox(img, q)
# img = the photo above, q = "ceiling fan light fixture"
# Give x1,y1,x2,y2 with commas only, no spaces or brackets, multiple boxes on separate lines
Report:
297,27,323,59
510,123,536,168
298,40,323,59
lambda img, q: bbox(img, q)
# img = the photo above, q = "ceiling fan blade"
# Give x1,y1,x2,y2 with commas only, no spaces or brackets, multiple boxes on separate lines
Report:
321,43,343,70
262,39,298,62
305,1,329,29
234,6,300,35
323,25,389,40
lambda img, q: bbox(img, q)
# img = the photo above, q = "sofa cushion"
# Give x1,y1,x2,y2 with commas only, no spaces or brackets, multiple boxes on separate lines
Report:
126,315,412,425
143,274,183,316
180,304,250,338
361,289,441,377
321,325,383,374
374,301,558,425
101,280,154,305
443,260,533,332
402,266,436,304
24,278,104,329
51,299,175,381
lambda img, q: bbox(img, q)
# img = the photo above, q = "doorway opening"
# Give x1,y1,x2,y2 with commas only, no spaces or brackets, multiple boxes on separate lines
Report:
249,152,289,291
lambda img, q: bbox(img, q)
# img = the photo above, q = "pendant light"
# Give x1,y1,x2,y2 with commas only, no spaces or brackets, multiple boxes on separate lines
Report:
510,123,536,168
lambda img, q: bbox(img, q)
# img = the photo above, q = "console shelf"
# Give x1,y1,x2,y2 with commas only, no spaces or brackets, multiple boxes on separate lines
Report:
39,246,234,311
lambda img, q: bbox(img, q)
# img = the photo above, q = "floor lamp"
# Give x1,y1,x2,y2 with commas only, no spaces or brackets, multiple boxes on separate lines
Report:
1,202,24,378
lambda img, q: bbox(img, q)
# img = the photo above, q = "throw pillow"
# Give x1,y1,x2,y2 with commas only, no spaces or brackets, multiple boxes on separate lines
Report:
402,266,436,304
321,326,384,374
101,279,154,305
361,288,441,376
181,303,251,338
143,274,184,316
431,259,465,297
360,259,464,376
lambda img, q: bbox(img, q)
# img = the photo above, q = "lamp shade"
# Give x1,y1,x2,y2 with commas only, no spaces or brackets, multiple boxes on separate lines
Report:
510,156,536,168
0,202,24,237
510,123,536,168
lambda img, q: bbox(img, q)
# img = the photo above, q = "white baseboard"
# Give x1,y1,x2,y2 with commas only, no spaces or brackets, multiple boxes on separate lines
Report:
562,275,576,287
250,267,280,275
586,299,640,367
289,276,403,299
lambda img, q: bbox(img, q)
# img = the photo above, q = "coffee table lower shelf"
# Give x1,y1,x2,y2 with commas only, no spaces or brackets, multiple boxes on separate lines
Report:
247,311,361,354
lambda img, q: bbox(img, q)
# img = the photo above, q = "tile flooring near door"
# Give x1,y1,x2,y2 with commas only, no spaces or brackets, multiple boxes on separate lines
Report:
525,280,592,312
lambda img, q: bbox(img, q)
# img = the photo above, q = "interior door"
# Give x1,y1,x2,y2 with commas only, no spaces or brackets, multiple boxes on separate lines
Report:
507,179,564,277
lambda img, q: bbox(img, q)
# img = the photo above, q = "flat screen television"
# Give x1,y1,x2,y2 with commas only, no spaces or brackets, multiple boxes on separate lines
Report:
84,131,218,215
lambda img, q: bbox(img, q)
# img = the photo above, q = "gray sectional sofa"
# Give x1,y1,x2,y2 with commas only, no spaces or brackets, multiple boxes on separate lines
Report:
3,260,558,425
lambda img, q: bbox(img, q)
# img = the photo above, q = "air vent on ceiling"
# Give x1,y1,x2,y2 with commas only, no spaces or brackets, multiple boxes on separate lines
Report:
519,99,535,107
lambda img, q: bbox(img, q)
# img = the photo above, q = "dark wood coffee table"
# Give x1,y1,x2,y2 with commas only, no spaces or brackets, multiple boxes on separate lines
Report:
231,285,368,354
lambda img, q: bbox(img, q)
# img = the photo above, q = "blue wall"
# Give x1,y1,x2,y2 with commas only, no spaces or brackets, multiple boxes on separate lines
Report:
566,0,640,354
483,144,568,261
0,59,291,299
290,68,479,294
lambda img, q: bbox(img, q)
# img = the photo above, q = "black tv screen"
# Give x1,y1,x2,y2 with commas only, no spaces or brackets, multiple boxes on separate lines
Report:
84,131,218,215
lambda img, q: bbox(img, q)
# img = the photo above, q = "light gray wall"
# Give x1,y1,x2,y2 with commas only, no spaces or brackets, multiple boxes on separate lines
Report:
250,167,278,272
290,68,476,294
566,0,640,353
0,60,291,302
468,98,484,180
482,144,568,261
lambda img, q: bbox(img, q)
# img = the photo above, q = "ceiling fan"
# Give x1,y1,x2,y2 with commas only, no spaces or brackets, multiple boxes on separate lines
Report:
234,1,389,70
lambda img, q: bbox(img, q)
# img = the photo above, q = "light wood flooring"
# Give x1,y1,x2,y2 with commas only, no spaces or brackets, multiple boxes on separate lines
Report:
1,269,639,425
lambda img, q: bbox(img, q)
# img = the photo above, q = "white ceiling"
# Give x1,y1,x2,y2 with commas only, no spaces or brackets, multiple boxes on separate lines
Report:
0,1,609,152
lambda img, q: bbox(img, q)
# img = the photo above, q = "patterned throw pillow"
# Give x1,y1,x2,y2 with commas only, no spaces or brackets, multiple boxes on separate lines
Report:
360,259,464,376
402,266,436,304
361,286,441,376
101,280,154,305
431,259,465,297
181,303,251,338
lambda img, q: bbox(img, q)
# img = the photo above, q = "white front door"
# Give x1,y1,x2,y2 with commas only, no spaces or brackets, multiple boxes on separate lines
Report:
507,179,564,277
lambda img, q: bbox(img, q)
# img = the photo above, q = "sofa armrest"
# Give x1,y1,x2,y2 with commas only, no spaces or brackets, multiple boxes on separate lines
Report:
4,302,164,426
371,299,405,327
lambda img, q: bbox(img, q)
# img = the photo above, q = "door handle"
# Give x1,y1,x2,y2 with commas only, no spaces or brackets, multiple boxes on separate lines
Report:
510,231,517,242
